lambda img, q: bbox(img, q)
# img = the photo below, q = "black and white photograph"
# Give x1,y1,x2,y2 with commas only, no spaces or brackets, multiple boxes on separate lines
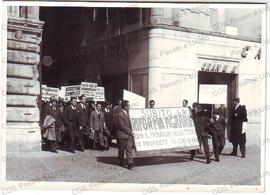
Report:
0,1,269,194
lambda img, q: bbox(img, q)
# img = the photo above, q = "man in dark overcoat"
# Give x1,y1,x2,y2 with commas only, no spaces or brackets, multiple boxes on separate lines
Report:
63,97,80,153
77,95,90,151
103,101,114,149
230,98,248,158
209,110,227,161
190,104,211,164
42,97,64,153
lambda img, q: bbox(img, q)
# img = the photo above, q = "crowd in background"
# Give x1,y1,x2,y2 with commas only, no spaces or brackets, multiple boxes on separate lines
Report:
41,95,123,153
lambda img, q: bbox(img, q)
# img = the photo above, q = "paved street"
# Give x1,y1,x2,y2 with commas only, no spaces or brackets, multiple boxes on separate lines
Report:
6,123,261,185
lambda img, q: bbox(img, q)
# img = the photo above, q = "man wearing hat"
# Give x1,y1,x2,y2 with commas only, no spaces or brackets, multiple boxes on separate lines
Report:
208,109,227,161
230,98,248,158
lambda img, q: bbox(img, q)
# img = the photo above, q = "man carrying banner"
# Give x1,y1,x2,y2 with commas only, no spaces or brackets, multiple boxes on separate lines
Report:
191,102,203,154
190,104,211,164
230,98,248,158
208,110,227,161
116,100,134,170
149,100,155,108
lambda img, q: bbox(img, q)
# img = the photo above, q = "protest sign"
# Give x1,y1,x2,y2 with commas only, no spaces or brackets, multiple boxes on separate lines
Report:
80,82,97,98
41,86,59,101
123,89,145,108
199,84,227,104
58,86,66,99
93,87,105,102
64,85,81,100
129,107,199,155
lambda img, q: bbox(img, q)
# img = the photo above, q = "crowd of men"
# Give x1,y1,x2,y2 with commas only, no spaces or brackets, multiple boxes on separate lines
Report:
41,95,248,170
41,95,122,153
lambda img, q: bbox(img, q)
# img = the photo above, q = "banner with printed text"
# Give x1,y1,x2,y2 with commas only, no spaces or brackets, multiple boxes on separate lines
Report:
129,107,199,155
93,87,105,102
80,82,98,98
41,86,59,101
64,85,81,100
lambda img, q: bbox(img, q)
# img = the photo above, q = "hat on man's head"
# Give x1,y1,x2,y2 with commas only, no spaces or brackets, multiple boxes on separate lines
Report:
233,97,240,102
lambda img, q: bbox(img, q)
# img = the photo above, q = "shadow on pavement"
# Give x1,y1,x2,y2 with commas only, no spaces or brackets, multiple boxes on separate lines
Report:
96,155,194,167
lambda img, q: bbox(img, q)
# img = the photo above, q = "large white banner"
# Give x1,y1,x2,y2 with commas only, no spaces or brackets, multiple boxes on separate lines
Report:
123,89,145,108
199,84,227,104
129,107,199,155
41,86,59,101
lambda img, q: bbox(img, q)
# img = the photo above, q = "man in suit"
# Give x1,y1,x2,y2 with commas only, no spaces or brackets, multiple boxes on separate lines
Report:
42,96,64,153
116,100,134,170
209,110,227,161
190,104,211,164
77,95,90,151
63,97,80,153
113,100,122,117
190,102,203,154
90,102,106,150
103,101,114,148
230,98,248,158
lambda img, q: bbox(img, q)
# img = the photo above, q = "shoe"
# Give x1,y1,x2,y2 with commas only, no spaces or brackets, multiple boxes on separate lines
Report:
206,158,212,164
241,155,245,158
127,164,133,170
216,158,220,162
230,152,237,156
69,149,75,153
50,149,58,153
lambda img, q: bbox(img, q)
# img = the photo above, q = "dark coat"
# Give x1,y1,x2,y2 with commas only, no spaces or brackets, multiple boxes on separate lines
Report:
230,105,248,144
77,103,90,127
90,110,106,131
63,105,80,136
103,108,115,135
209,116,227,136
193,111,210,137
218,106,227,118
116,110,133,139
42,104,64,128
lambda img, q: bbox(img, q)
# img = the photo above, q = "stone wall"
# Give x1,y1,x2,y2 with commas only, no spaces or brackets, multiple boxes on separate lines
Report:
6,6,44,152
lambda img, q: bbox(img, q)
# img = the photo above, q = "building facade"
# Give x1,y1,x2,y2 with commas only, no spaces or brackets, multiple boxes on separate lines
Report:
6,6,262,152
